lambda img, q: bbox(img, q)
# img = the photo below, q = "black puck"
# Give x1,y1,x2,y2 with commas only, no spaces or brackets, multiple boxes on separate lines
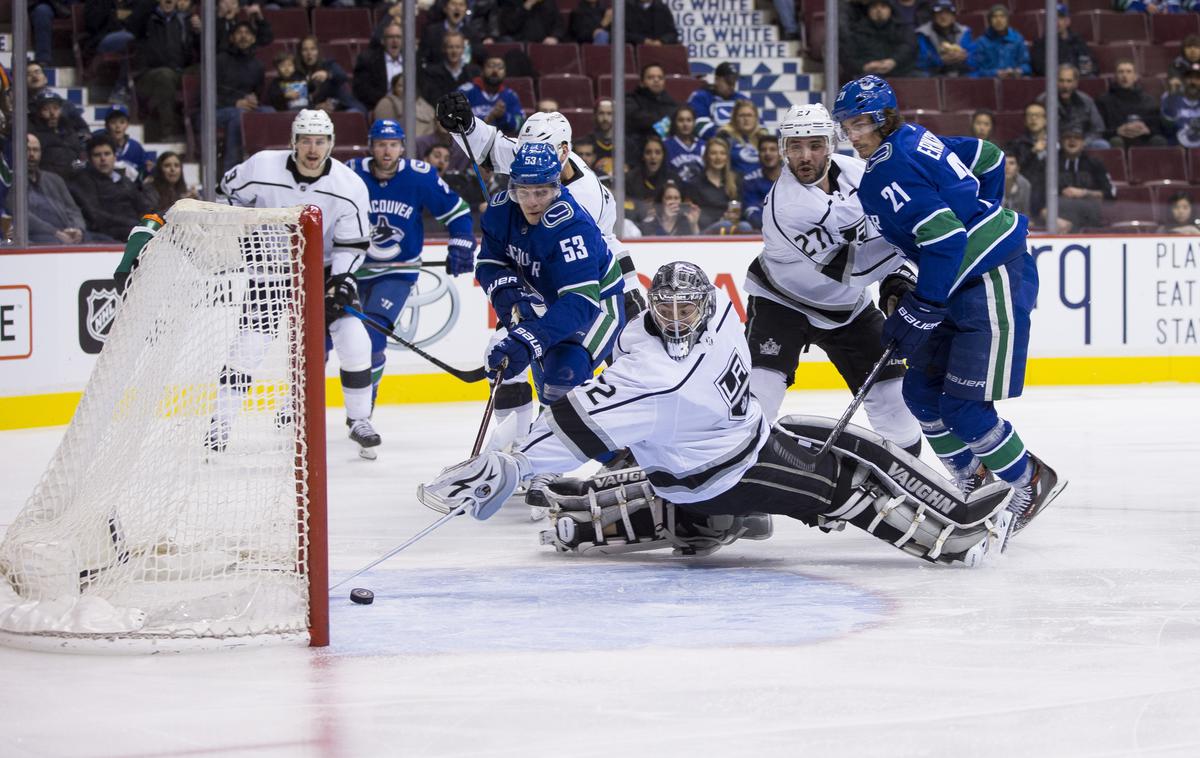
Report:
349,588,374,605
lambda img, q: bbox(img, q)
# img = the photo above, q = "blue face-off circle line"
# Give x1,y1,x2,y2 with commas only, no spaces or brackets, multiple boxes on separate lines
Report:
324,565,893,656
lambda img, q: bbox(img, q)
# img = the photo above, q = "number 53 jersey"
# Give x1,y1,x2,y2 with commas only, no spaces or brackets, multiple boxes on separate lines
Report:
749,153,904,330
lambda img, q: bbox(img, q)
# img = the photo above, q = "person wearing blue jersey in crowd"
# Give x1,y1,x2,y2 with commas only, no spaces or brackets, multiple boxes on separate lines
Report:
479,141,625,405
459,55,524,136
741,134,782,229
347,119,476,401
832,74,1065,549
687,62,748,140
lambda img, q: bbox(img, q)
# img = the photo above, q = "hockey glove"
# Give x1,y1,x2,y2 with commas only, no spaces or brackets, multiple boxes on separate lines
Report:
882,291,946,359
435,91,475,135
488,324,544,380
417,450,528,520
878,264,918,317
488,277,530,330
446,236,476,276
324,272,360,321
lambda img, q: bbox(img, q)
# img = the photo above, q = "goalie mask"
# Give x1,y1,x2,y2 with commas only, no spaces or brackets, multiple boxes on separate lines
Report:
778,103,837,185
291,109,335,170
647,261,716,361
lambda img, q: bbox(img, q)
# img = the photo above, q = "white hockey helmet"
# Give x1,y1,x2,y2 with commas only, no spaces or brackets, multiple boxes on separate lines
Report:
291,109,336,165
778,103,837,184
647,261,716,362
518,112,573,163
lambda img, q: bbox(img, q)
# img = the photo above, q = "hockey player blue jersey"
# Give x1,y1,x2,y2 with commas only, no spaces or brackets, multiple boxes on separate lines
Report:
346,156,472,272
857,124,1026,304
942,135,1006,205
477,185,625,358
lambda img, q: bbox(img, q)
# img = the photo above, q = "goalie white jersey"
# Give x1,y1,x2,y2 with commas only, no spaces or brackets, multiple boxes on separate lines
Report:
520,291,769,504
453,121,636,285
217,150,372,276
747,153,903,330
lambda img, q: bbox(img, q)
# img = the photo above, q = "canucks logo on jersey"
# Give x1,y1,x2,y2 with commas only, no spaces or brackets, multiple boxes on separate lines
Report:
370,213,406,256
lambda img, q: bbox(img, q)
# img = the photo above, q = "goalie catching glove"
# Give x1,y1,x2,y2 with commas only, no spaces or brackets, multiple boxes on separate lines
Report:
324,272,360,321
417,450,529,520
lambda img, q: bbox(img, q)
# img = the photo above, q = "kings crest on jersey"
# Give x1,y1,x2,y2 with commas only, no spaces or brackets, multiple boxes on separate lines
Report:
858,124,1028,303
477,185,624,352
346,156,471,268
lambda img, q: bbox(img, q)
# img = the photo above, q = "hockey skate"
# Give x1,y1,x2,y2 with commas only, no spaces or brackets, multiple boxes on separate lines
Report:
954,462,996,497
1003,454,1066,548
347,418,381,460
525,472,559,521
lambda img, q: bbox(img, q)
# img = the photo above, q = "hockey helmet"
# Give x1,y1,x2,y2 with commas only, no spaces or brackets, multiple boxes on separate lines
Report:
509,142,563,186
647,262,717,362
832,75,897,127
291,109,336,165
778,103,837,184
369,118,405,144
517,112,572,162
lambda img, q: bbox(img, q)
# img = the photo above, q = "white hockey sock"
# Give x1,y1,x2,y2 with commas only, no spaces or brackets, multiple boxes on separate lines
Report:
750,367,788,423
330,314,373,421
863,377,922,450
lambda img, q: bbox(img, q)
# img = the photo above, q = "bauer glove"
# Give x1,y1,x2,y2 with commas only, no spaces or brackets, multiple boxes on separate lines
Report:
878,264,917,317
436,91,475,135
881,291,946,360
488,324,544,380
446,236,476,276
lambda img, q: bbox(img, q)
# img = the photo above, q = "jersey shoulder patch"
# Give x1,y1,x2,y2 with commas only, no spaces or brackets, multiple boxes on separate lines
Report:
407,159,434,175
865,143,893,173
489,189,512,207
541,200,575,228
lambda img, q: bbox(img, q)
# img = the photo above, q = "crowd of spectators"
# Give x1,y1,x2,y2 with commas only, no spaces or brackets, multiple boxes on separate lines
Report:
10,0,1200,240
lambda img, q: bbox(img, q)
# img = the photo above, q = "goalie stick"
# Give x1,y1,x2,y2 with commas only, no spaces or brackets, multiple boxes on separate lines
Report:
329,364,506,592
343,305,487,383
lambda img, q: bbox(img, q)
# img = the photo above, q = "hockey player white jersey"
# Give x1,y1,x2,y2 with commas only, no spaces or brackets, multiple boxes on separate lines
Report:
747,153,903,330
453,121,636,285
218,150,372,276
519,291,769,504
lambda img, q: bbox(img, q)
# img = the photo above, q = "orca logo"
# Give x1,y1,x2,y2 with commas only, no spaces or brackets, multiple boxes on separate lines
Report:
78,279,120,354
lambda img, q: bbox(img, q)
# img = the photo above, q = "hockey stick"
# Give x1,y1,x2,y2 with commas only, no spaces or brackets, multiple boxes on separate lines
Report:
328,368,507,592
342,305,487,383
797,342,897,462
458,127,492,201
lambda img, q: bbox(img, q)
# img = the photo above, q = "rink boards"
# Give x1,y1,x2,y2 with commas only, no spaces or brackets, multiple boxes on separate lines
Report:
1,235,1198,429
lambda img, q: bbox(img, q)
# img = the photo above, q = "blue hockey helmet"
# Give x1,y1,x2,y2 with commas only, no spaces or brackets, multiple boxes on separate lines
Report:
369,118,405,143
831,75,898,126
509,142,562,186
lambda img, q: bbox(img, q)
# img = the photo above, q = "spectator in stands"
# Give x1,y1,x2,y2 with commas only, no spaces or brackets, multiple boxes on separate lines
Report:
971,110,994,141
1032,5,1093,78
626,135,680,212
1162,65,1200,148
499,0,564,44
216,22,268,172
267,52,310,112
354,22,405,111
570,0,613,44
536,98,559,113
421,0,484,65
665,104,705,182
461,55,525,135
588,98,615,161
625,0,680,46
1003,154,1031,217
29,90,88,180
742,134,781,230
132,0,201,142
17,133,95,244
1169,35,1200,94
26,62,89,136
1029,123,1116,233
374,73,436,137
1036,64,1108,150
574,138,598,169
1158,191,1200,234
69,134,148,241
216,0,272,52
296,37,366,115
94,105,147,185
143,151,197,211
842,0,917,79
420,31,481,104
970,4,1030,79
1008,101,1048,175
717,99,771,176
892,0,934,30
27,1,61,69
626,64,678,147
774,0,799,41
688,62,747,139
1097,59,1168,149
1118,0,1200,12
915,1,975,78
690,137,742,230
83,0,139,103
640,180,700,236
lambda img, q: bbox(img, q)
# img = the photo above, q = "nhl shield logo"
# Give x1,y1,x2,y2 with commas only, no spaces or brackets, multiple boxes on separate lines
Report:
78,279,120,354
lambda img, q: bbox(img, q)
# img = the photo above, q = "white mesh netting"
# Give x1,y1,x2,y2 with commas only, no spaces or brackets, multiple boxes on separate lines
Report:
0,201,321,650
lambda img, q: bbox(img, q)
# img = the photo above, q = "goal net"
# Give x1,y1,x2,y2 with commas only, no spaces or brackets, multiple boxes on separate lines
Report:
0,200,328,652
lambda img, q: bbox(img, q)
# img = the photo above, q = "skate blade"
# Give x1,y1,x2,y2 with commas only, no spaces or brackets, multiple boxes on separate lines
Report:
1011,478,1068,537
358,446,378,461
529,505,549,522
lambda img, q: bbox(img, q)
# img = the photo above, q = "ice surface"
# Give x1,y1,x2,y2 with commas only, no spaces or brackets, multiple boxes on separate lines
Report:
2,386,1199,757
